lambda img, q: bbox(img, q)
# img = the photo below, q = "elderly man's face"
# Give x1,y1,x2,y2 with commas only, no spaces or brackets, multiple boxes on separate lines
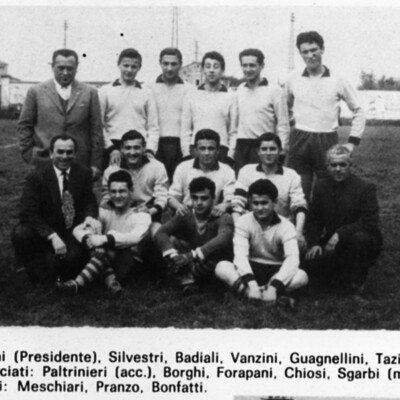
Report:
327,154,352,182
52,55,78,87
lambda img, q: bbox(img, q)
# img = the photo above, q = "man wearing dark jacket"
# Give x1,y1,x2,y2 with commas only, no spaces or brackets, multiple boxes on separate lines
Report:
12,134,98,284
306,144,382,295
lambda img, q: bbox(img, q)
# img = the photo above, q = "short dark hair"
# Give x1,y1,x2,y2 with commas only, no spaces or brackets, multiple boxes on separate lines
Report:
296,31,324,49
257,133,282,150
248,179,278,202
52,49,79,66
201,51,225,71
194,129,220,147
189,177,216,198
121,130,146,146
239,48,264,65
108,170,133,190
159,47,182,64
49,134,78,152
118,48,142,65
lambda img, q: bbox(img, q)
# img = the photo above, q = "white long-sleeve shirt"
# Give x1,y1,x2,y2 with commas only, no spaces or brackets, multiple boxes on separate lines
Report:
73,208,151,256
180,84,238,158
98,79,160,153
236,78,289,152
147,76,193,138
232,164,307,220
168,158,235,207
284,66,366,143
234,212,300,285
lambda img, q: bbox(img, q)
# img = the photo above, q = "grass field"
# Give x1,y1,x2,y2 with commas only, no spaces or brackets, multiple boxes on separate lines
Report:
0,120,399,329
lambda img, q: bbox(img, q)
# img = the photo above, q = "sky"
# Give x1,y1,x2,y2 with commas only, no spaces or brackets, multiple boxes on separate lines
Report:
1,1,400,86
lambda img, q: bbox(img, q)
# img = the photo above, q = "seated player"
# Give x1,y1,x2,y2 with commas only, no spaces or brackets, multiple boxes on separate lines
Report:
168,129,235,217
215,179,308,305
232,133,307,249
57,170,151,294
305,145,382,296
155,177,234,292
11,134,97,284
101,130,168,223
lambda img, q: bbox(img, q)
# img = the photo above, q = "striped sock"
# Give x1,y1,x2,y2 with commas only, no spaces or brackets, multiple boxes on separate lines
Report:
75,254,112,288
103,268,117,285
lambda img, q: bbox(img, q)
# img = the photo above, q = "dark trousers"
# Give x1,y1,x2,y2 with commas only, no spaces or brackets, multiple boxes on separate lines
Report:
306,230,380,288
287,129,338,201
156,137,182,183
234,139,259,174
11,223,88,284
107,248,144,284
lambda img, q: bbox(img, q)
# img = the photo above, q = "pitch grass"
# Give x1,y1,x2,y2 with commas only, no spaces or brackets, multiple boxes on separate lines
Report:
0,120,399,329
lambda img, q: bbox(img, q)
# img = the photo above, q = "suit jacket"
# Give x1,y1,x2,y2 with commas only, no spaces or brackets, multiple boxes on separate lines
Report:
18,79,103,170
19,161,98,238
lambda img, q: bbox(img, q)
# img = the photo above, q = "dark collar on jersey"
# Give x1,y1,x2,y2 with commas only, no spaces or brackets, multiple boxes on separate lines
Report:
156,75,184,84
270,211,281,226
112,79,142,88
120,154,150,170
302,66,330,77
256,163,284,175
192,158,220,171
244,77,269,88
197,83,228,92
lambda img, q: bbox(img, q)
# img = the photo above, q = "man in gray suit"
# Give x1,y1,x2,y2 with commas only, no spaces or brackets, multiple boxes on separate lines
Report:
18,49,103,179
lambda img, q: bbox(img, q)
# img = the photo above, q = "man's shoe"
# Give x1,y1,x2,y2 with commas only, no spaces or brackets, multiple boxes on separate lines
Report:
276,295,296,309
106,280,122,296
56,280,79,294
182,283,200,296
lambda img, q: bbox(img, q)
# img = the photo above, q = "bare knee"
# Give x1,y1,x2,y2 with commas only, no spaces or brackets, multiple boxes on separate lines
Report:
286,269,309,292
215,261,236,284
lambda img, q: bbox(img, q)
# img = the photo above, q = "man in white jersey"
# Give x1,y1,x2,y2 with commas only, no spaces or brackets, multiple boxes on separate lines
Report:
181,51,237,166
149,48,193,181
99,48,159,167
235,48,289,172
285,31,366,200
216,179,308,306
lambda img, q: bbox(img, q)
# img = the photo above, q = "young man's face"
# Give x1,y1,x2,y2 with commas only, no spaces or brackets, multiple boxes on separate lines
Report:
121,139,145,167
250,194,276,222
258,140,281,167
109,182,131,210
191,189,214,217
196,139,219,167
160,54,181,82
327,154,352,182
50,139,76,171
119,57,141,84
52,55,78,87
203,58,224,85
299,42,324,72
240,55,263,83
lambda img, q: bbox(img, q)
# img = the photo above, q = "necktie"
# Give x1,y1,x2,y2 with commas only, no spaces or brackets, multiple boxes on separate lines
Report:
61,171,75,229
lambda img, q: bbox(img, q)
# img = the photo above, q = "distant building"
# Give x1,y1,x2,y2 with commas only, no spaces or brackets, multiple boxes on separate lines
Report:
0,60,8,76
180,61,203,86
180,61,241,89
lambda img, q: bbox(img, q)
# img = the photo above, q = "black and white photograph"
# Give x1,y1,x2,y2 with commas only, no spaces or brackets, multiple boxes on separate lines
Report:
1,2,398,330
1,1,400,398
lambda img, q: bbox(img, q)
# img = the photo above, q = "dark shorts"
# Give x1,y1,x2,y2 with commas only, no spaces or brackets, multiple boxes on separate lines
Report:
249,261,281,286
234,139,259,173
287,129,338,175
156,137,182,182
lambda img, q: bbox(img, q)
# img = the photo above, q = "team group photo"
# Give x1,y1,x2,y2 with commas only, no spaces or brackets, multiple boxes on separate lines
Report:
0,5,398,329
